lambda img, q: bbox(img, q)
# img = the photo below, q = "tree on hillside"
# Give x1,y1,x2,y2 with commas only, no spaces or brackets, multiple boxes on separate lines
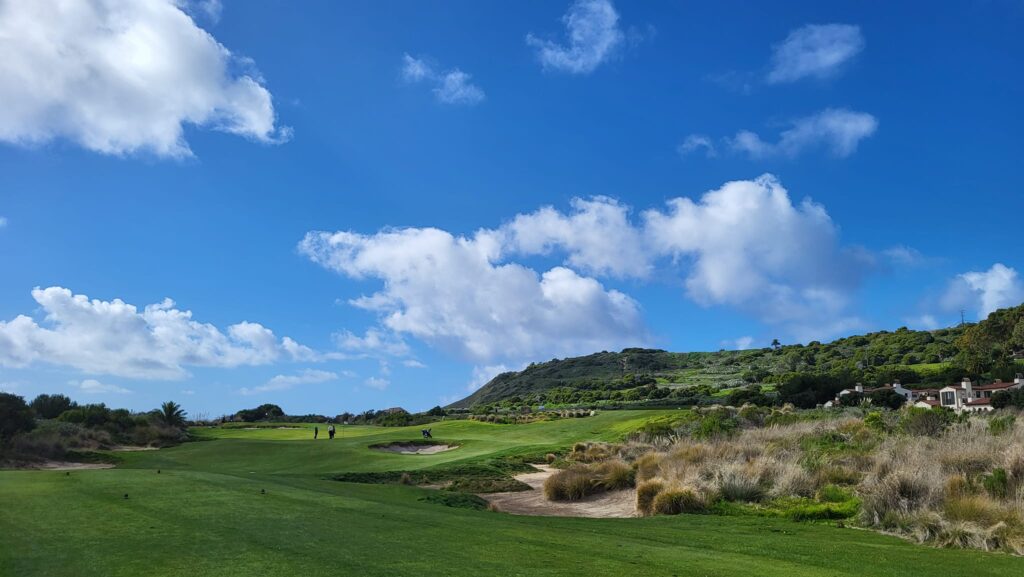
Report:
955,325,994,375
156,401,187,429
771,339,781,351
235,403,285,422
0,393,36,441
1012,317,1024,352
869,388,907,410
30,393,76,419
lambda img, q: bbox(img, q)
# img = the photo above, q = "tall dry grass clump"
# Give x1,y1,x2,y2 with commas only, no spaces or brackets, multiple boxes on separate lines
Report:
544,466,597,501
634,452,666,482
636,479,665,516
857,415,1024,553
651,487,708,515
615,408,1024,554
544,459,637,501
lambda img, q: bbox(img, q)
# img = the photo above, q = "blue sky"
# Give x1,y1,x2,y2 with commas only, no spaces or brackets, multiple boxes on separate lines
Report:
1,0,1022,417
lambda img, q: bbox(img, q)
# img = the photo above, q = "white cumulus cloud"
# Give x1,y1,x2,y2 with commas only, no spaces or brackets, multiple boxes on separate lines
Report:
334,328,411,358
677,134,717,158
501,196,649,278
75,379,131,394
299,227,647,364
364,376,390,390
943,263,1024,319
0,287,315,379
301,175,881,354
767,23,864,84
0,0,289,158
730,336,755,350
238,369,339,396
731,109,877,159
401,54,484,106
467,364,515,393
643,175,869,338
526,0,624,74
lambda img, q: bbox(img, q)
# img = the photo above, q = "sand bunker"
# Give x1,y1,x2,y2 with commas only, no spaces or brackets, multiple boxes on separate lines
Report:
483,465,637,518
12,461,116,471
110,445,159,452
370,442,459,455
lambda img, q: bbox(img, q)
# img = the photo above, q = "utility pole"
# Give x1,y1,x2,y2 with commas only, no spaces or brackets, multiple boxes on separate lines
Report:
960,309,966,327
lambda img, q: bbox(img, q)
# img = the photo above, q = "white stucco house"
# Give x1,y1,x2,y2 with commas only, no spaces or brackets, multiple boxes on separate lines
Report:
937,377,1024,413
827,376,1023,412
825,381,915,408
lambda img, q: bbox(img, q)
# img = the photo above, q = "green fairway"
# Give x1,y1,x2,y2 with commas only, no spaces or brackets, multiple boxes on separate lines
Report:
1,411,1021,576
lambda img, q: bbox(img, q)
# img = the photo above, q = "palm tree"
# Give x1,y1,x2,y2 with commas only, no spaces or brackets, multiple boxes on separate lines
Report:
771,338,781,351
157,401,187,429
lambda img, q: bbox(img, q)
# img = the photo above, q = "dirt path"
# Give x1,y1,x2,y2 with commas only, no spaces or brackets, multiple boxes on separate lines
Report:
482,465,637,518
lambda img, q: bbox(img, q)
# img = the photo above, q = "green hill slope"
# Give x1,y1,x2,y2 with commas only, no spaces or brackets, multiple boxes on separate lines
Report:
451,303,1024,409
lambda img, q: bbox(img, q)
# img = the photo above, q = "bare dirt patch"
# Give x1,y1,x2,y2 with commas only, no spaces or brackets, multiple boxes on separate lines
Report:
482,464,637,518
370,442,458,455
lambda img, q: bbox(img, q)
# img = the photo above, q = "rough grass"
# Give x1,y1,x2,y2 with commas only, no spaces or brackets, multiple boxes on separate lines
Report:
544,465,597,500
622,408,1024,554
417,491,491,510
636,479,664,516
2,412,1022,576
334,458,535,493
652,488,708,515
543,459,636,501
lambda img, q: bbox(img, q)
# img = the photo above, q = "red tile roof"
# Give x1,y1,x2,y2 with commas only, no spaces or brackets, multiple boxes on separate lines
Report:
972,382,1018,391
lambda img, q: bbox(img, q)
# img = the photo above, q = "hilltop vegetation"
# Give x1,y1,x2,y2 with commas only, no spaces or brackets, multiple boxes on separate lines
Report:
453,303,1024,410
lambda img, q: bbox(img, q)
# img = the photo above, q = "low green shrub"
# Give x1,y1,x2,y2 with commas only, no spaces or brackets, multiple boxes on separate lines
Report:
899,407,951,436
785,499,859,521
333,458,535,493
418,491,490,511
816,484,854,504
989,415,1016,436
982,468,1009,499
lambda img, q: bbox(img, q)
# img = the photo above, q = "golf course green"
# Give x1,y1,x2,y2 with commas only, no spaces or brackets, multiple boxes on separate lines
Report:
1,410,1020,576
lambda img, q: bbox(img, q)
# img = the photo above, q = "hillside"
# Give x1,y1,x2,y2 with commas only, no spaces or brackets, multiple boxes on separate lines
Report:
451,303,1024,409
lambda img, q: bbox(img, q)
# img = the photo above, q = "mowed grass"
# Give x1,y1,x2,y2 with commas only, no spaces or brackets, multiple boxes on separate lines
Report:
2,410,1022,576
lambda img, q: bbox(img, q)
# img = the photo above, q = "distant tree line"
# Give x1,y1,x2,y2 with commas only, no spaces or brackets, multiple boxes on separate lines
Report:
0,392,189,463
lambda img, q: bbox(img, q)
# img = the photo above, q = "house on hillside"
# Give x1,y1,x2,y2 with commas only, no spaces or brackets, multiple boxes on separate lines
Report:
912,388,943,408
824,381,914,408
826,376,1024,412
936,376,1024,413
